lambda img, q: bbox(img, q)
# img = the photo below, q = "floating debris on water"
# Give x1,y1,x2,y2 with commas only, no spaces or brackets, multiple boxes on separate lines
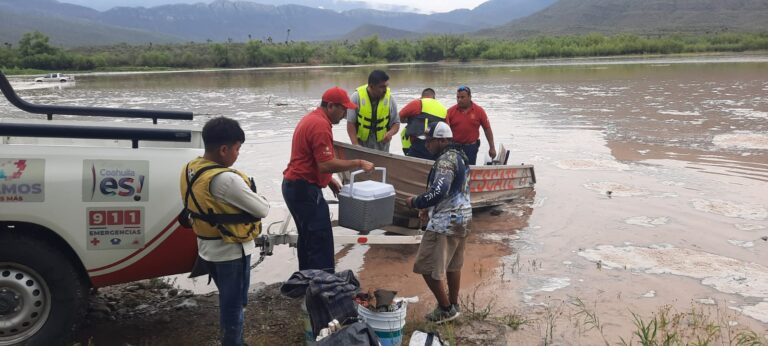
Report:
713,132,768,150
690,198,767,220
624,216,670,228
735,223,767,232
731,302,768,323
727,240,755,248
584,182,649,197
577,245,768,311
554,159,630,171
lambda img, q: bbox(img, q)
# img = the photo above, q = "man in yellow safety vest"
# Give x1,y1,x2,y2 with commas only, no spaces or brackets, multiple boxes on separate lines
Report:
346,70,400,152
399,88,448,159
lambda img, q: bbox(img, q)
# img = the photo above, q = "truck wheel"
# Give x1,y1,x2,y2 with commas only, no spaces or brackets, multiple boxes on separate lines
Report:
0,232,87,346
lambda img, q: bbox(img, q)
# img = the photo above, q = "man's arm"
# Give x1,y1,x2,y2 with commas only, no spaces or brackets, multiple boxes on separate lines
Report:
398,99,422,122
484,126,496,159
346,93,360,145
480,107,496,159
211,173,270,218
383,123,399,143
383,97,400,143
318,158,374,174
409,160,455,209
347,122,359,145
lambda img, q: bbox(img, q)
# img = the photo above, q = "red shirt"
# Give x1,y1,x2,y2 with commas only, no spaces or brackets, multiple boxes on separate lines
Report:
398,99,422,120
446,103,490,144
283,107,335,187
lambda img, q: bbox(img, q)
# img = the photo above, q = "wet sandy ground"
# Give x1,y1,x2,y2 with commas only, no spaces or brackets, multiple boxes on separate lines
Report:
5,55,768,343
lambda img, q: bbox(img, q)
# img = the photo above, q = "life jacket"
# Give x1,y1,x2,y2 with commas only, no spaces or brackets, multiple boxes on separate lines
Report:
356,85,391,142
180,157,261,243
401,98,447,149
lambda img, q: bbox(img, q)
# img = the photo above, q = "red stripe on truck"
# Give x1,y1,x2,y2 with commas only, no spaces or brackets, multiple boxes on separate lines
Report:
89,223,197,287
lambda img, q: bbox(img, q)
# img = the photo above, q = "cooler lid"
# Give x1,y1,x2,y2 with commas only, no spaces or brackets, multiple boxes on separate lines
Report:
340,180,395,200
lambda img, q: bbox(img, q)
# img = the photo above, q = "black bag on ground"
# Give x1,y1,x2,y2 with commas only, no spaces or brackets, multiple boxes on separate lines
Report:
312,321,379,346
281,269,361,337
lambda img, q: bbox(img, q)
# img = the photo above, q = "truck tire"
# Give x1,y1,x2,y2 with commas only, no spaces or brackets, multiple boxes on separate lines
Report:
0,231,88,346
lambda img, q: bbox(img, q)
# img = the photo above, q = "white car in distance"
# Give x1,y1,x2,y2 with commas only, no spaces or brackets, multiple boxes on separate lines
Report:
34,73,74,82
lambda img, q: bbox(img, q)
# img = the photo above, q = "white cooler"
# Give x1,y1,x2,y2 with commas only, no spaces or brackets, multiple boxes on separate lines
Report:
338,167,395,232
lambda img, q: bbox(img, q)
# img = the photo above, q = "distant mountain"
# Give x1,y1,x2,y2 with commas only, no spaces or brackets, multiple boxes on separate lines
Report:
98,2,352,42
433,0,557,30
96,1,481,42
341,24,422,41
61,0,419,13
479,0,768,38
0,0,553,46
0,1,180,46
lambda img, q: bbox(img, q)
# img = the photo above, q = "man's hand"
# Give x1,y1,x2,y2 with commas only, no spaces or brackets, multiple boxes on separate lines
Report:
382,132,394,143
359,160,374,173
418,209,429,224
329,178,342,197
489,147,497,160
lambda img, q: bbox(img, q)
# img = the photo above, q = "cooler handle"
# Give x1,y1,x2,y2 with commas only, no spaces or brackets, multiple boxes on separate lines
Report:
349,167,387,193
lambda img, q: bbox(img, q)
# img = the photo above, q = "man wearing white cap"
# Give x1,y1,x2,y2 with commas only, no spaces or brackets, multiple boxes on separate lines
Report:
405,122,472,324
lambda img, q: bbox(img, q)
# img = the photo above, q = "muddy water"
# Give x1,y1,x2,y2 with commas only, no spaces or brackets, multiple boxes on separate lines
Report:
4,55,768,342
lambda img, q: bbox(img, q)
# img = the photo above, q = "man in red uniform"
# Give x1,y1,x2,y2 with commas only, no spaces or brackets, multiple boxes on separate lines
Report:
282,87,374,272
446,86,496,165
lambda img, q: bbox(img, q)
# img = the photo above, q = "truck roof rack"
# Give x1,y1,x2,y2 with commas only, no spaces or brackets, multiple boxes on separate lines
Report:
1,72,194,148
0,122,192,149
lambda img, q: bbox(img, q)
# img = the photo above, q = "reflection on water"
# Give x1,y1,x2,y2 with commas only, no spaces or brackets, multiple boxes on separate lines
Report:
3,55,767,338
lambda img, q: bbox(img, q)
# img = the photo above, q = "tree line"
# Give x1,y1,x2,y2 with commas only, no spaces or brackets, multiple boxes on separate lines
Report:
1,31,767,72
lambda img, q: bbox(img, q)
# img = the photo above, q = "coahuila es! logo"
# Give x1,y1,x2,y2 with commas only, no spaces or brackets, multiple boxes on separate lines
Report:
0,159,45,202
83,160,149,202
0,159,26,181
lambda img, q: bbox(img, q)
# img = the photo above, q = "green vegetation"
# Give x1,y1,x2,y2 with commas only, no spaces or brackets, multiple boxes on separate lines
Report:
1,31,768,73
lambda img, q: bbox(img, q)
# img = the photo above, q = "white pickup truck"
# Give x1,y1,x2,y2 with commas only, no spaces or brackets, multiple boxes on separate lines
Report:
33,73,74,83
0,73,201,345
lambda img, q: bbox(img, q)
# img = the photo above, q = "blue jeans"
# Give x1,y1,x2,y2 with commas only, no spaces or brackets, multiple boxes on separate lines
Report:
210,255,251,346
282,179,335,272
460,140,480,165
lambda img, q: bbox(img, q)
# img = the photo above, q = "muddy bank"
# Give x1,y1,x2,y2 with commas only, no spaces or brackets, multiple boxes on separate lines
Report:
74,277,518,346
75,281,304,346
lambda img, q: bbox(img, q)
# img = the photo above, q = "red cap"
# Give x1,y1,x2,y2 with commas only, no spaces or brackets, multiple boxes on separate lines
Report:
322,87,357,109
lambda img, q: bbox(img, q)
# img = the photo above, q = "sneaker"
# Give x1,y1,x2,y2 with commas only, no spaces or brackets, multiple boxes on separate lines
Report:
425,305,460,324
451,303,461,313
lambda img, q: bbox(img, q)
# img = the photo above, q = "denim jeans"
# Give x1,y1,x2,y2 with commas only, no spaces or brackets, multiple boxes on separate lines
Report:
460,140,480,165
210,255,251,346
282,179,335,272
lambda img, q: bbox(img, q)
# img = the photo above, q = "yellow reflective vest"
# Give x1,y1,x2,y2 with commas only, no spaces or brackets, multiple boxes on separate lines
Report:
180,157,261,243
356,85,391,142
401,98,447,149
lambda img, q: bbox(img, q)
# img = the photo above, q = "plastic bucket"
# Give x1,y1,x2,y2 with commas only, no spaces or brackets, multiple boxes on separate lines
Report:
301,301,313,344
356,303,407,346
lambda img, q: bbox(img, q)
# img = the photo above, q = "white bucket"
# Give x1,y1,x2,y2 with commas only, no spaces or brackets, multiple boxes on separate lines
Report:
357,303,407,346
301,301,313,345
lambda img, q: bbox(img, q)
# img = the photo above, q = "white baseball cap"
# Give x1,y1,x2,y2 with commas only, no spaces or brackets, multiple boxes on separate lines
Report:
418,122,453,140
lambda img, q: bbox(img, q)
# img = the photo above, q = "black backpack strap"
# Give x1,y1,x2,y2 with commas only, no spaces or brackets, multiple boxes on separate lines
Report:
184,163,261,241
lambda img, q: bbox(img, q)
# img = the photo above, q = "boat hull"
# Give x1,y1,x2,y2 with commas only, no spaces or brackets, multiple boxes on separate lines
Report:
334,141,536,228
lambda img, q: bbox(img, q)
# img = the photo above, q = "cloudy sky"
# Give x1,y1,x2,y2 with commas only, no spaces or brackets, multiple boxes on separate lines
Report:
61,0,488,13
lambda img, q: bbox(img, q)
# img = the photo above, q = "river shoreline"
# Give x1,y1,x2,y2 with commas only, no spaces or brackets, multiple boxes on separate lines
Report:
6,51,768,79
